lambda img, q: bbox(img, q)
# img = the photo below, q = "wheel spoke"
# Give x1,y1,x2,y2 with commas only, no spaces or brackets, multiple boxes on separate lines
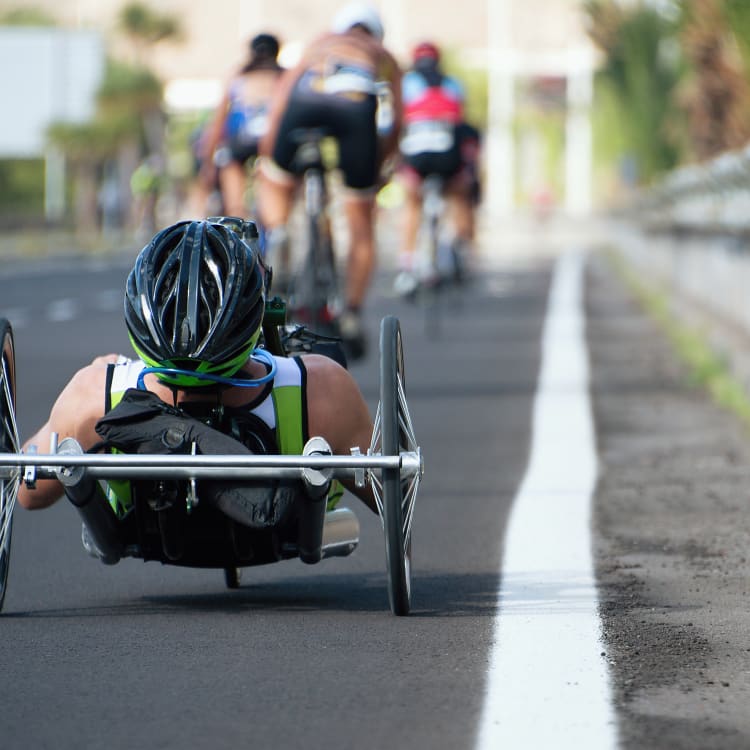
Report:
402,476,419,546
0,477,18,544
1,379,19,453
368,469,385,523
0,351,19,551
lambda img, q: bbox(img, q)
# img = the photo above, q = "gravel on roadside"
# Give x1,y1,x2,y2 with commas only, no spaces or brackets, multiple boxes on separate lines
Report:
587,251,750,750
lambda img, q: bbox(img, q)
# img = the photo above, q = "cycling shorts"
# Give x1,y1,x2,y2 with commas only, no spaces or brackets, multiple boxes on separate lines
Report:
400,120,463,179
269,77,379,191
229,140,260,166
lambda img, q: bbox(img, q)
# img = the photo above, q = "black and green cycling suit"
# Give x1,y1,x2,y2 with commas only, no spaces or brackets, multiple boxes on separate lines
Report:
101,354,342,518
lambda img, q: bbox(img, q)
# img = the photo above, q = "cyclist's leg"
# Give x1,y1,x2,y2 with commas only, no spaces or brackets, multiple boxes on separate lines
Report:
335,95,378,358
398,166,423,270
392,167,424,296
257,159,296,287
257,90,315,283
444,173,476,280
218,160,249,218
343,192,377,310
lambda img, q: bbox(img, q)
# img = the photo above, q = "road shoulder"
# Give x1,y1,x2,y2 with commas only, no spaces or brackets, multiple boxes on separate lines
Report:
587,251,750,749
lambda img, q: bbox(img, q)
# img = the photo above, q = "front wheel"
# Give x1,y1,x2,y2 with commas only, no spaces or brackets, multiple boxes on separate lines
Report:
373,316,421,615
0,319,19,612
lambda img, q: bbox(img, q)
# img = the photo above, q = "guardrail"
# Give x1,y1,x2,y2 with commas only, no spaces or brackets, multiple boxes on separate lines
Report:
634,143,750,236
614,141,750,389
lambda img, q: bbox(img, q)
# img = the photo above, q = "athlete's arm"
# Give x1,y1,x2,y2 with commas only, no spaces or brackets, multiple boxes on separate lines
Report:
199,82,233,185
379,49,403,164
302,354,376,512
17,364,108,510
259,55,309,159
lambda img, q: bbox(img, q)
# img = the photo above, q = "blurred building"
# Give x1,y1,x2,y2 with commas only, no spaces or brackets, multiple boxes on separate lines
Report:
8,0,597,215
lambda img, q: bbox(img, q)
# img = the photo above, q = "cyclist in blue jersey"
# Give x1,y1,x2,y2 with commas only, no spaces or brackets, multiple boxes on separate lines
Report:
200,33,285,219
16,220,375,518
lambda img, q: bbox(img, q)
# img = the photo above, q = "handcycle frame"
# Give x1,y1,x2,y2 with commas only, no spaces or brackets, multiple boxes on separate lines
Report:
0,313,422,616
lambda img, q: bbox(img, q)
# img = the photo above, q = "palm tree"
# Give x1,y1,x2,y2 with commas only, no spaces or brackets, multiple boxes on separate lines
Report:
678,0,750,161
46,121,122,233
723,0,750,78
118,2,183,67
46,4,183,233
585,0,683,184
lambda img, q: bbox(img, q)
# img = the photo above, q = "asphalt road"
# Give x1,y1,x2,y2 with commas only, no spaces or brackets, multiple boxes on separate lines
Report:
0,253,548,749
3,241,749,749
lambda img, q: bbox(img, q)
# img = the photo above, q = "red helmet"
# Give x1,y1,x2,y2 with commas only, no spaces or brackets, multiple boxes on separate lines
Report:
412,41,440,64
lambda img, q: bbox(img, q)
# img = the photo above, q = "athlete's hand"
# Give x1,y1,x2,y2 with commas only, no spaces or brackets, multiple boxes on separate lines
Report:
89,354,121,367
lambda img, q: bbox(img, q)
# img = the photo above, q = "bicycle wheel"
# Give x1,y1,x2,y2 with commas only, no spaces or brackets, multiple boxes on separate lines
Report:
374,316,419,615
307,212,340,338
289,173,338,335
0,319,19,612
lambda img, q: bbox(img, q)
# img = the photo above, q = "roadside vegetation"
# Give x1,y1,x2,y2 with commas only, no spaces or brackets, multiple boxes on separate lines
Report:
0,2,182,234
607,249,750,432
586,0,750,196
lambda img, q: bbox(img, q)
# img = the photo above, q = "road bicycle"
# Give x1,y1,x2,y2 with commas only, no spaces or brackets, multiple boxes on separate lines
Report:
0,310,422,616
284,128,344,345
394,173,466,336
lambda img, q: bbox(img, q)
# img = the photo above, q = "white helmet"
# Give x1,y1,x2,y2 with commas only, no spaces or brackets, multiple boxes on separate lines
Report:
332,2,384,41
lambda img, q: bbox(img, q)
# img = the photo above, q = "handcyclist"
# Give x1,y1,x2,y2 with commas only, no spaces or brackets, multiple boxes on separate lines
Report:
258,2,403,359
200,33,285,219
395,41,481,293
17,219,375,518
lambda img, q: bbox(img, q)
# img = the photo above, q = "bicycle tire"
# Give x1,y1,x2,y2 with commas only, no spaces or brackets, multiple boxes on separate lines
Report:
379,315,411,615
0,319,19,612
289,169,340,338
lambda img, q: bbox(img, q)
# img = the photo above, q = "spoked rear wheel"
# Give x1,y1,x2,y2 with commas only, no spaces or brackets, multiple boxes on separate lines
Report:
371,316,421,615
0,319,19,612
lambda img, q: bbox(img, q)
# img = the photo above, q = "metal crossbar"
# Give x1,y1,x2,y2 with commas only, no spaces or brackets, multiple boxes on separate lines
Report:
0,450,422,482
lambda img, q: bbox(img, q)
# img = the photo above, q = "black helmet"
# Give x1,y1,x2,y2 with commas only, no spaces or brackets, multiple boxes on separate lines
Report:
125,220,265,387
250,33,280,60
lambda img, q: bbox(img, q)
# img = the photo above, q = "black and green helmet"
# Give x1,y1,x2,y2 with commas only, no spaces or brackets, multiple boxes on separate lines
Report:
124,220,265,387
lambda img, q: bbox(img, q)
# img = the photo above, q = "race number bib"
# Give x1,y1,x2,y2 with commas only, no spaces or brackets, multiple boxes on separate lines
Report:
242,112,269,139
400,121,455,156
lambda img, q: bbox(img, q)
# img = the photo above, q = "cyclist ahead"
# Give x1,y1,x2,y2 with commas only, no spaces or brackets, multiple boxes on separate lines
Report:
200,33,285,219
258,2,403,359
396,42,481,289
17,220,375,519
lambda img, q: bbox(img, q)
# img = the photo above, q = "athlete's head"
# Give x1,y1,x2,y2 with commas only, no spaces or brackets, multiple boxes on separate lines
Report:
332,2,384,42
243,32,282,72
124,219,266,388
412,41,441,73
250,32,280,61
413,41,440,64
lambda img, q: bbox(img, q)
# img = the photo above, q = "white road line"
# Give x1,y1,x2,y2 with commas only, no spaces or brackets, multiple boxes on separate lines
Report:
476,252,618,749
94,288,122,311
47,299,78,322
3,309,28,330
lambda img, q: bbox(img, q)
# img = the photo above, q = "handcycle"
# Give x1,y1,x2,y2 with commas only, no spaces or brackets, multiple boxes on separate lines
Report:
0,302,423,615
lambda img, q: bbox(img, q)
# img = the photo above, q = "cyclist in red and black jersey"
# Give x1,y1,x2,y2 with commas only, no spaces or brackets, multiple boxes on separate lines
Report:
397,42,481,286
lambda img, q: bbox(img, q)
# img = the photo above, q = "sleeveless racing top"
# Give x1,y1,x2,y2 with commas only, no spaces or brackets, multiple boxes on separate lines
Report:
101,354,343,518
402,69,464,124
224,78,272,146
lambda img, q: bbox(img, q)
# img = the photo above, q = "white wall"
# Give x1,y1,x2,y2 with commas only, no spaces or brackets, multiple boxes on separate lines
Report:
0,28,104,158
